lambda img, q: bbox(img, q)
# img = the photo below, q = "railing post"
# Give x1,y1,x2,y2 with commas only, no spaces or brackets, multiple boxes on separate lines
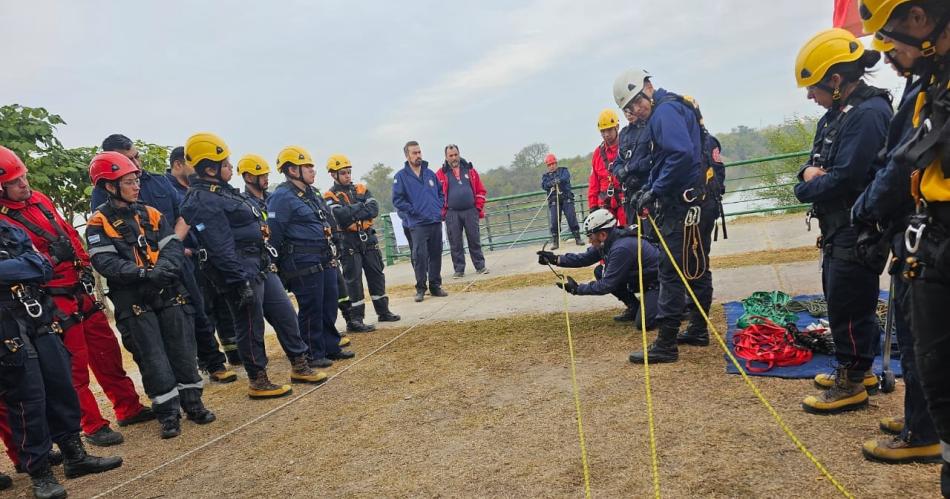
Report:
382,214,395,266
484,213,493,251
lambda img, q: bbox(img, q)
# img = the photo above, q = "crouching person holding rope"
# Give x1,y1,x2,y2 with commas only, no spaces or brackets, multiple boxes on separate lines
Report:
613,69,715,364
792,28,893,415
86,151,216,440
538,209,660,328
0,198,122,498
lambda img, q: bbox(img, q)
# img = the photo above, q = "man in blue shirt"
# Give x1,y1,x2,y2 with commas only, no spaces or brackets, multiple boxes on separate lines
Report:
392,141,448,302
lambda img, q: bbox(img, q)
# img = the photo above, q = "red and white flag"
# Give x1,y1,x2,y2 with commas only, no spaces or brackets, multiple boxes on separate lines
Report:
833,0,866,36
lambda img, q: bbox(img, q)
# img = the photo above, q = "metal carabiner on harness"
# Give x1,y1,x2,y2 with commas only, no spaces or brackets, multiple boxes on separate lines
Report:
805,210,814,232
905,222,927,254
265,242,279,259
358,231,369,243
10,284,43,319
605,185,615,198
682,188,698,204
136,234,147,249
684,206,701,227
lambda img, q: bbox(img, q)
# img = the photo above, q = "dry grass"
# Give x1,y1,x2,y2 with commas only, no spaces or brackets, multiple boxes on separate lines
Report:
384,246,819,298
53,305,934,499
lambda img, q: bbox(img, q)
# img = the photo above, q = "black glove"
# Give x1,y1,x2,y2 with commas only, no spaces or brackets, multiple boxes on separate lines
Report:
555,276,578,294
636,189,656,216
148,266,179,287
233,280,255,309
537,250,558,266
48,237,77,265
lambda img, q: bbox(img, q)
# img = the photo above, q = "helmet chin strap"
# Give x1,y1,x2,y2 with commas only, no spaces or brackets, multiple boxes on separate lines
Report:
107,181,135,204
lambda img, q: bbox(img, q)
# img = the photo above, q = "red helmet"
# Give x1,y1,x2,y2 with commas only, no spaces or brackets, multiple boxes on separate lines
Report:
544,153,557,166
89,151,139,185
0,146,28,184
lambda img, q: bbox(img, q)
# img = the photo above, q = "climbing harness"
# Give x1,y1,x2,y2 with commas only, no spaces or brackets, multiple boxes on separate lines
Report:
646,214,854,498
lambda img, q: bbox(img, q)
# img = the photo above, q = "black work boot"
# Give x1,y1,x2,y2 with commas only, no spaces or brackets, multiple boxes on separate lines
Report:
339,298,353,325
29,465,66,499
180,389,216,425
60,433,122,478
613,306,637,322
160,417,182,439
629,321,679,364
346,304,376,333
550,235,560,250
83,425,123,447
373,297,401,322
676,322,710,346
573,231,584,246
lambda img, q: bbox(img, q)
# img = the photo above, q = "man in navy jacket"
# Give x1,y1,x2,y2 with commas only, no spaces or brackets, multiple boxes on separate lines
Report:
392,141,447,302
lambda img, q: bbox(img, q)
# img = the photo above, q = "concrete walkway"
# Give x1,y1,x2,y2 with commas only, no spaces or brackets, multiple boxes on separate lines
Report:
345,213,873,330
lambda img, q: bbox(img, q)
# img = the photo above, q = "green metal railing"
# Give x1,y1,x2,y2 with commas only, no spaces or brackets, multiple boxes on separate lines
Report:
381,150,810,264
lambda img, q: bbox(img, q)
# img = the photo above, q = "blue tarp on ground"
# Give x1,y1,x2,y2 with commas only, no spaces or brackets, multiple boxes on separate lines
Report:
722,292,902,379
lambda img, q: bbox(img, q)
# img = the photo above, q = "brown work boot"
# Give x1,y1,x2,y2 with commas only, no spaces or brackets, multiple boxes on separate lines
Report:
248,371,292,399
814,369,879,394
802,368,868,415
290,356,328,384
862,436,941,464
880,416,905,435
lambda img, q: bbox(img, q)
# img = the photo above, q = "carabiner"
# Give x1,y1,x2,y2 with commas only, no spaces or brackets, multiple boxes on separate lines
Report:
265,243,279,259
682,188,697,204
684,206,701,226
81,279,96,296
905,223,926,254
805,210,813,232
359,231,369,242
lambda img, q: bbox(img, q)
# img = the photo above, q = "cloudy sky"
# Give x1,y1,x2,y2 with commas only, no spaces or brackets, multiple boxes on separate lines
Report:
3,0,902,190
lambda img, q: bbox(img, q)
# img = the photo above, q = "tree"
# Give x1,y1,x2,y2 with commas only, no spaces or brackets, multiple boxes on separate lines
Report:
134,140,171,174
361,162,395,213
0,104,94,222
756,116,818,207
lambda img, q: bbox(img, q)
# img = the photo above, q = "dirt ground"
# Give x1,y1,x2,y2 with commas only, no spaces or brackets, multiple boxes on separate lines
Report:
5,301,936,498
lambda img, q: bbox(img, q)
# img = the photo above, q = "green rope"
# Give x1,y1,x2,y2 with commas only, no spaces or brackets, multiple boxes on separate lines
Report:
785,298,828,318
737,291,798,329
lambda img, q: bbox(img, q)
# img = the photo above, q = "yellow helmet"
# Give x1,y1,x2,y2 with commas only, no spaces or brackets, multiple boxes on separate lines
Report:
326,153,352,172
597,109,620,131
871,31,894,52
859,0,908,34
237,154,270,176
276,145,314,171
184,132,230,167
795,28,865,88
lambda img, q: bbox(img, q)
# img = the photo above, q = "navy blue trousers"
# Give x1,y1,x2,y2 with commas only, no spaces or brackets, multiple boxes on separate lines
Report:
1,321,80,474
288,259,342,361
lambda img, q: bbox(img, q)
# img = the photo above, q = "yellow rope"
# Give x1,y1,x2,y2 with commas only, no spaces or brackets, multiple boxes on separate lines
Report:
554,171,592,498
636,222,662,498
646,214,853,498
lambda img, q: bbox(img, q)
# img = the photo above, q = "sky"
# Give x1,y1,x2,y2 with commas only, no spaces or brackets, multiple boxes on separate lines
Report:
2,0,903,191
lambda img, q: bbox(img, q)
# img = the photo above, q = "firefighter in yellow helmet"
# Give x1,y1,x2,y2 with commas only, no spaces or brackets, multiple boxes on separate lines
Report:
324,154,401,333
793,28,893,416
179,134,328,399
857,0,950,493
267,146,356,367
588,109,626,228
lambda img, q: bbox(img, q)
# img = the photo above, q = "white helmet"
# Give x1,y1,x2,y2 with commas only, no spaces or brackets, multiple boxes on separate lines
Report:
613,69,651,109
583,209,617,236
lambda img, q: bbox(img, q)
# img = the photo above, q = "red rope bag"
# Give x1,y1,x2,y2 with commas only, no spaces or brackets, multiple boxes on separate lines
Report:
732,317,813,373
